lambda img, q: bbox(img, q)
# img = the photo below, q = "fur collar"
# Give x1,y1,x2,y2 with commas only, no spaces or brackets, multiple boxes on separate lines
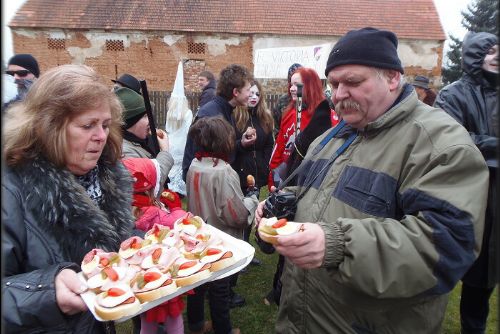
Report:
18,157,135,263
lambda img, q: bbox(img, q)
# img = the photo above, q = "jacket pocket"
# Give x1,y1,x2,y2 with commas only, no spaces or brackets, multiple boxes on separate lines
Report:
334,166,399,218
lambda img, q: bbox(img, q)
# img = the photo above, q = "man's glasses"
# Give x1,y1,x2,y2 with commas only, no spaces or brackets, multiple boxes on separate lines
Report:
6,70,31,77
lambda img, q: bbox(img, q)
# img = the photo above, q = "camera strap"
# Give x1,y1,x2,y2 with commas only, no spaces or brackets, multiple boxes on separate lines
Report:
278,120,357,202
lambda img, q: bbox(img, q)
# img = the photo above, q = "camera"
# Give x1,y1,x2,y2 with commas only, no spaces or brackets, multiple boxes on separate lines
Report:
263,191,297,220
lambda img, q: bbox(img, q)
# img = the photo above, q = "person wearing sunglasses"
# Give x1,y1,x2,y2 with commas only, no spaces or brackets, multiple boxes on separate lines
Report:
3,53,40,110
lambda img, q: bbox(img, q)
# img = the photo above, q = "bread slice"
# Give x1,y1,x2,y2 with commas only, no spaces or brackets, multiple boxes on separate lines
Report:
94,294,141,321
209,253,236,272
258,217,300,245
134,278,177,303
174,263,212,287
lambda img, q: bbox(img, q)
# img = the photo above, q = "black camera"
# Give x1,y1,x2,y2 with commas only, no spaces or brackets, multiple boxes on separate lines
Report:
263,191,297,220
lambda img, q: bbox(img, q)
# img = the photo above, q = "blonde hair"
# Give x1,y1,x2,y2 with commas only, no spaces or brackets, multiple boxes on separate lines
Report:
234,79,274,134
3,64,124,167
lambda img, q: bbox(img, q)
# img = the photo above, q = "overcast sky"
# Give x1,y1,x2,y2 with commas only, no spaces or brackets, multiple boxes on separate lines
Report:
2,0,474,65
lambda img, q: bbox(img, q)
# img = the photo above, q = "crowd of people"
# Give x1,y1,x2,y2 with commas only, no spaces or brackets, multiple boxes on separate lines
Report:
1,25,498,334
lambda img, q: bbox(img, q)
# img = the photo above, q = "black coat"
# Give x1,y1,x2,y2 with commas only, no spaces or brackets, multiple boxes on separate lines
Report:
233,107,274,190
2,157,135,333
198,79,216,108
434,32,498,287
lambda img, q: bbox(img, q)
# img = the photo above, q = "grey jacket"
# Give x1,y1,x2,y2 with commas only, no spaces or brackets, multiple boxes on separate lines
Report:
2,157,134,333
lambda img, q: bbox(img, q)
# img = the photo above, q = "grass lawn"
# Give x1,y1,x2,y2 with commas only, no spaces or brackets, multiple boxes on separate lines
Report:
116,231,498,333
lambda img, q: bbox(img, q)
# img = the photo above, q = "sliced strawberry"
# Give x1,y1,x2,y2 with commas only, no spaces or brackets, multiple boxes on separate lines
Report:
179,261,197,270
99,258,109,267
143,271,161,283
272,218,288,229
206,248,222,256
107,287,125,297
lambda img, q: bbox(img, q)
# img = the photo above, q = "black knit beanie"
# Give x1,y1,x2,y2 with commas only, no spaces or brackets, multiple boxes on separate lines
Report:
8,54,40,78
325,27,404,76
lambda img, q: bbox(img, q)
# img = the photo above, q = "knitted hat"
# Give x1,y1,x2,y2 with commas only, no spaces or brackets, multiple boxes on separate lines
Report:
412,75,430,89
325,27,404,76
287,63,303,83
112,73,141,95
115,87,146,128
8,54,40,77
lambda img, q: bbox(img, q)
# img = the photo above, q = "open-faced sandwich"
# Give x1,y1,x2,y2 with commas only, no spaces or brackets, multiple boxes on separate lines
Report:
140,245,181,270
172,257,211,287
174,215,205,236
199,244,236,272
94,283,141,321
81,249,125,279
86,264,138,294
119,236,153,261
131,267,177,303
258,217,301,245
144,224,172,244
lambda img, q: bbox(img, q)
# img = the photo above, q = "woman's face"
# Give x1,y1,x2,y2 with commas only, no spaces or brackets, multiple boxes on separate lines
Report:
65,103,111,175
127,114,150,140
289,73,303,102
248,84,260,108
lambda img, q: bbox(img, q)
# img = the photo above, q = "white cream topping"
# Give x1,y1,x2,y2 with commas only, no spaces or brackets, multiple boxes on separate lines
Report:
134,268,172,292
200,247,227,264
276,223,298,235
81,255,100,276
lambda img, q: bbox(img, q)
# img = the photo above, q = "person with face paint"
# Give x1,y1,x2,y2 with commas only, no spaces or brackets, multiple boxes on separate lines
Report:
3,53,40,110
435,31,498,334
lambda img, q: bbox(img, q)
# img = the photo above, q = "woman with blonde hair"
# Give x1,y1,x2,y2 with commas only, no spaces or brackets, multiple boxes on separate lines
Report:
2,64,134,333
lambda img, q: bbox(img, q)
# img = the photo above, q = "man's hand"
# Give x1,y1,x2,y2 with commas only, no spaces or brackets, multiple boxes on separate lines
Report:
241,127,257,147
275,223,326,269
55,269,88,315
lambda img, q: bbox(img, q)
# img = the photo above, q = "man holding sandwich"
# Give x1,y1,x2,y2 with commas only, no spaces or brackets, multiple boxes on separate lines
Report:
255,27,489,333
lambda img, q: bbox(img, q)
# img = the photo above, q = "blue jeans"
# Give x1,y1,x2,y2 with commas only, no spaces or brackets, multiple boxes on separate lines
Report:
187,276,232,334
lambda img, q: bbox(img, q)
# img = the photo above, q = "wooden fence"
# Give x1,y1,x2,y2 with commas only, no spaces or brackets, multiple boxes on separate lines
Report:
149,91,282,129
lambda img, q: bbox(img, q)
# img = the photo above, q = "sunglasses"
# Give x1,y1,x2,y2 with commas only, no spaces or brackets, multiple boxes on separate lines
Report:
6,70,31,77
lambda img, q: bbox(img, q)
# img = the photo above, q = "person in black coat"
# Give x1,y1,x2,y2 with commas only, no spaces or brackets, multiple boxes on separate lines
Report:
434,31,498,334
2,65,135,333
197,70,217,108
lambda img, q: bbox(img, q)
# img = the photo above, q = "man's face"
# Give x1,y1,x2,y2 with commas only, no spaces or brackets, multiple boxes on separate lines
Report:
198,76,210,89
7,64,36,89
327,64,400,129
482,44,498,73
232,81,252,107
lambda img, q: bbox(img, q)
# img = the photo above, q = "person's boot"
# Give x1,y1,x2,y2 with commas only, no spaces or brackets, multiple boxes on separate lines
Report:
250,257,262,266
229,290,246,308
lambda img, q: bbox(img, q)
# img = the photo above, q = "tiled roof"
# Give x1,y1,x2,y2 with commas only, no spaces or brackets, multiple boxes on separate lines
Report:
9,0,445,41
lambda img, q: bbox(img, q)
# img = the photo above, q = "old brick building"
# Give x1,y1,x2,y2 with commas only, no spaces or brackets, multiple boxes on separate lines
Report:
8,0,445,96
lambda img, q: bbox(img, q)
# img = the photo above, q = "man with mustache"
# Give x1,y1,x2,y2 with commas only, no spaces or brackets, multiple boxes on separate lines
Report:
3,53,40,110
255,27,490,333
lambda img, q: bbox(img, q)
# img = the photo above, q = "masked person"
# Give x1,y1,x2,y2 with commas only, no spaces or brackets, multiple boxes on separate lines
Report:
434,31,498,334
3,53,40,110
255,27,489,334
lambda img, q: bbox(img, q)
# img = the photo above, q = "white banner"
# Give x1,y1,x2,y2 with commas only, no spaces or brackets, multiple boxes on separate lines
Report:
254,43,333,79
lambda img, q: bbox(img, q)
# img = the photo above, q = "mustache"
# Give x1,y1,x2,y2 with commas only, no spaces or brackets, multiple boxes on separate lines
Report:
336,100,361,113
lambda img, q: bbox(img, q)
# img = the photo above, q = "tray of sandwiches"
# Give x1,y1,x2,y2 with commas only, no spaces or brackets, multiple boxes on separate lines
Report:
78,214,255,322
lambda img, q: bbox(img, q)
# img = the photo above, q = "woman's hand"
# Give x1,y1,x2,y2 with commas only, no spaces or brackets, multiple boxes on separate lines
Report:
55,269,88,315
157,129,169,152
241,127,257,147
